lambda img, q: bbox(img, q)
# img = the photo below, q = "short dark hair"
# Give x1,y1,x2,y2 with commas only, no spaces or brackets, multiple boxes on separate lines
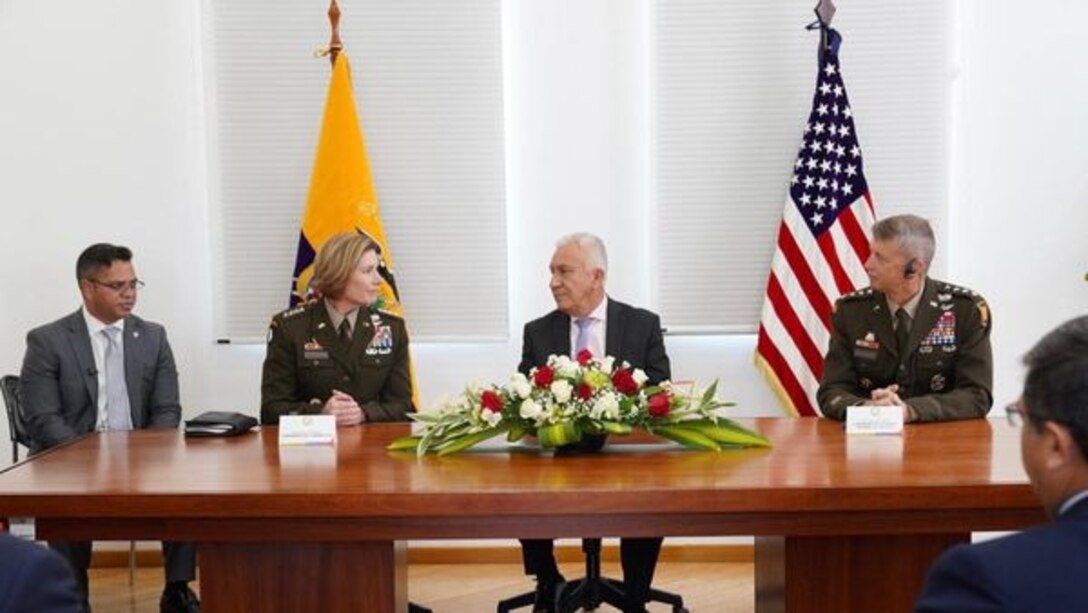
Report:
76,243,133,281
1022,315,1088,458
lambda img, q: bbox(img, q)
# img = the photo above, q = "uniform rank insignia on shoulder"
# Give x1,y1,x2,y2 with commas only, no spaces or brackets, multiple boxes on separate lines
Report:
839,287,873,302
278,304,308,320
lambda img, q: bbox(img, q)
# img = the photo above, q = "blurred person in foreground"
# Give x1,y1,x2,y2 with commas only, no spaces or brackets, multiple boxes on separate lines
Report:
915,315,1088,612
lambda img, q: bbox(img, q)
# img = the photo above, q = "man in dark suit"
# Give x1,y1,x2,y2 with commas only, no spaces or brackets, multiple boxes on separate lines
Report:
915,315,1088,612
0,533,82,612
20,243,199,613
518,233,670,613
818,214,993,422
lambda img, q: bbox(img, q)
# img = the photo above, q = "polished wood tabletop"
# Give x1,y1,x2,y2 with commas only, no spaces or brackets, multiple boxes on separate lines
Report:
0,418,1040,530
0,417,1047,613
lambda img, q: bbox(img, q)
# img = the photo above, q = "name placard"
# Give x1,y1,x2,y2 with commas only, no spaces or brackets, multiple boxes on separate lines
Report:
845,405,904,435
278,415,337,446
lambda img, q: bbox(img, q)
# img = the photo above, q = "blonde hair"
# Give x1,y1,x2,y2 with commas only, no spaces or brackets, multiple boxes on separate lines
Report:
312,232,380,298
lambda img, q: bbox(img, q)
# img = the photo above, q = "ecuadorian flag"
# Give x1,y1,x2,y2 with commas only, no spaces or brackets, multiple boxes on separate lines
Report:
290,52,402,318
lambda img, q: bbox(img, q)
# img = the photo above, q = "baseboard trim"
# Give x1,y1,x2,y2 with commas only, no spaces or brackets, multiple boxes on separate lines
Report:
91,543,753,569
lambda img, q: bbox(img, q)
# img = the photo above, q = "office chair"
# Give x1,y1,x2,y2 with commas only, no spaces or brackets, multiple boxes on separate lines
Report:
2,375,32,463
2,375,142,584
496,538,688,613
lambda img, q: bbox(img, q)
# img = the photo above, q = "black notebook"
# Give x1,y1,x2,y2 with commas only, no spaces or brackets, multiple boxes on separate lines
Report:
184,411,258,437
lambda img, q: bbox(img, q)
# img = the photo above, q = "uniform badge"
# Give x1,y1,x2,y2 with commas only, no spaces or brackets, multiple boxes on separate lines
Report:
366,325,394,356
304,339,329,361
855,332,879,350
930,374,947,391
921,311,957,352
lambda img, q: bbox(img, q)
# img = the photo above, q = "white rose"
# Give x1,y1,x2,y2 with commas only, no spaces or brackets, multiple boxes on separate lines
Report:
553,355,579,378
601,356,616,372
483,410,503,427
505,373,532,399
550,380,573,403
632,369,648,387
520,398,543,421
591,392,620,420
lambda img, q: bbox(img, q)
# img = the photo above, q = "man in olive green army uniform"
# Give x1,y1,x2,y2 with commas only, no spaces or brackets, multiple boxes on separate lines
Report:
260,232,413,425
818,214,993,422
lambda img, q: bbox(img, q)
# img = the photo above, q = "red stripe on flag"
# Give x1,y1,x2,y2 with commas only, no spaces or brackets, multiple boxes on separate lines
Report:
757,326,818,416
838,205,871,265
817,231,854,296
777,224,833,330
766,273,825,381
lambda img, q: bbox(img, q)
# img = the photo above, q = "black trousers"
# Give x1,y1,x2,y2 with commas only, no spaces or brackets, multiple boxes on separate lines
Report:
50,540,196,611
520,537,663,607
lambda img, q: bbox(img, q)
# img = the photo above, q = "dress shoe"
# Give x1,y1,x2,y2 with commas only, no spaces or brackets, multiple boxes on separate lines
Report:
160,582,200,613
532,573,564,613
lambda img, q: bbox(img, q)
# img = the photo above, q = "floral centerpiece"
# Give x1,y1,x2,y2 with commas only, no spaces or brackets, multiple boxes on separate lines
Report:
389,350,771,455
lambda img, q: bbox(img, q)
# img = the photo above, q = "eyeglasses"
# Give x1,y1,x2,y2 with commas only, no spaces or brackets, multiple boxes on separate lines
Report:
1005,402,1027,428
90,279,145,293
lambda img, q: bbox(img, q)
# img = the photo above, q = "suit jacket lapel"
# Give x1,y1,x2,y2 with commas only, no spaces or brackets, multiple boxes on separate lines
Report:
865,293,898,357
551,311,572,358
64,311,98,406
350,311,377,364
311,307,354,373
903,279,940,359
123,317,144,427
605,298,622,357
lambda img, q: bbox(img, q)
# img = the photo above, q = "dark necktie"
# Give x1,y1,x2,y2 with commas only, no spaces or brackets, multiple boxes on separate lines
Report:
339,319,352,344
894,308,911,355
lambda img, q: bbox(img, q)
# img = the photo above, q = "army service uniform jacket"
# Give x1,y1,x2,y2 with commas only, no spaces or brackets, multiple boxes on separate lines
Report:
260,301,413,425
817,278,992,422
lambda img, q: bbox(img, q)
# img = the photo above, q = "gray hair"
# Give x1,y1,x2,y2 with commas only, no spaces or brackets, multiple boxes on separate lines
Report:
556,232,608,274
872,214,936,267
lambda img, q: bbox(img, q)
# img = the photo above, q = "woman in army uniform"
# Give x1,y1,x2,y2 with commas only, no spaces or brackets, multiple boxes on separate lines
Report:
260,232,413,426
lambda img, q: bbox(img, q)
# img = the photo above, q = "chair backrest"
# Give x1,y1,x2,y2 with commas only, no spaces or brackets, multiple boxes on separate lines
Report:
1,375,32,453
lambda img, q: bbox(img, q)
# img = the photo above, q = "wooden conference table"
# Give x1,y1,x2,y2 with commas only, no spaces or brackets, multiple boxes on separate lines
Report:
0,418,1044,613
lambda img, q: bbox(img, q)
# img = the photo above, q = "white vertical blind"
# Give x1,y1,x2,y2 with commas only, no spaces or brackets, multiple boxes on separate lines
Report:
208,0,507,341
652,0,952,332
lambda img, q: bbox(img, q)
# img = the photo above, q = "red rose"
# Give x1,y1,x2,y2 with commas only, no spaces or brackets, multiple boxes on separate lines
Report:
576,383,593,401
612,369,639,396
533,366,554,387
576,348,594,366
481,390,504,413
647,392,671,418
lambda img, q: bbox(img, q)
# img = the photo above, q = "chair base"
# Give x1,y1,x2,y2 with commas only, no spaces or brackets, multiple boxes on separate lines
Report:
496,538,688,613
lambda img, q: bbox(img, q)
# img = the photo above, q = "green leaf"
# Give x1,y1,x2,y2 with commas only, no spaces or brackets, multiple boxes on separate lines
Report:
652,425,721,451
387,436,421,451
506,424,528,442
537,421,582,448
436,426,506,456
682,420,772,448
698,380,720,409
601,421,633,435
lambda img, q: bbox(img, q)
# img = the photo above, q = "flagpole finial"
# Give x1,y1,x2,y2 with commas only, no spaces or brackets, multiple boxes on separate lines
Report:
814,0,836,27
327,0,343,66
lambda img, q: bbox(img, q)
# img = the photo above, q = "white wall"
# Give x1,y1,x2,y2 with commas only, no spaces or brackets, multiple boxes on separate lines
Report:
950,0,1088,407
2,0,1087,466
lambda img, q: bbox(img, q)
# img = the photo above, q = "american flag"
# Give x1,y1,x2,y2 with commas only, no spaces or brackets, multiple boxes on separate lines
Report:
755,28,875,417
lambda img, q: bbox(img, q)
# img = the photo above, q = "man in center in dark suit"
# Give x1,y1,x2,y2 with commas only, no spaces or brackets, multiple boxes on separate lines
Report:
518,232,670,613
19,243,199,613
915,315,1088,612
